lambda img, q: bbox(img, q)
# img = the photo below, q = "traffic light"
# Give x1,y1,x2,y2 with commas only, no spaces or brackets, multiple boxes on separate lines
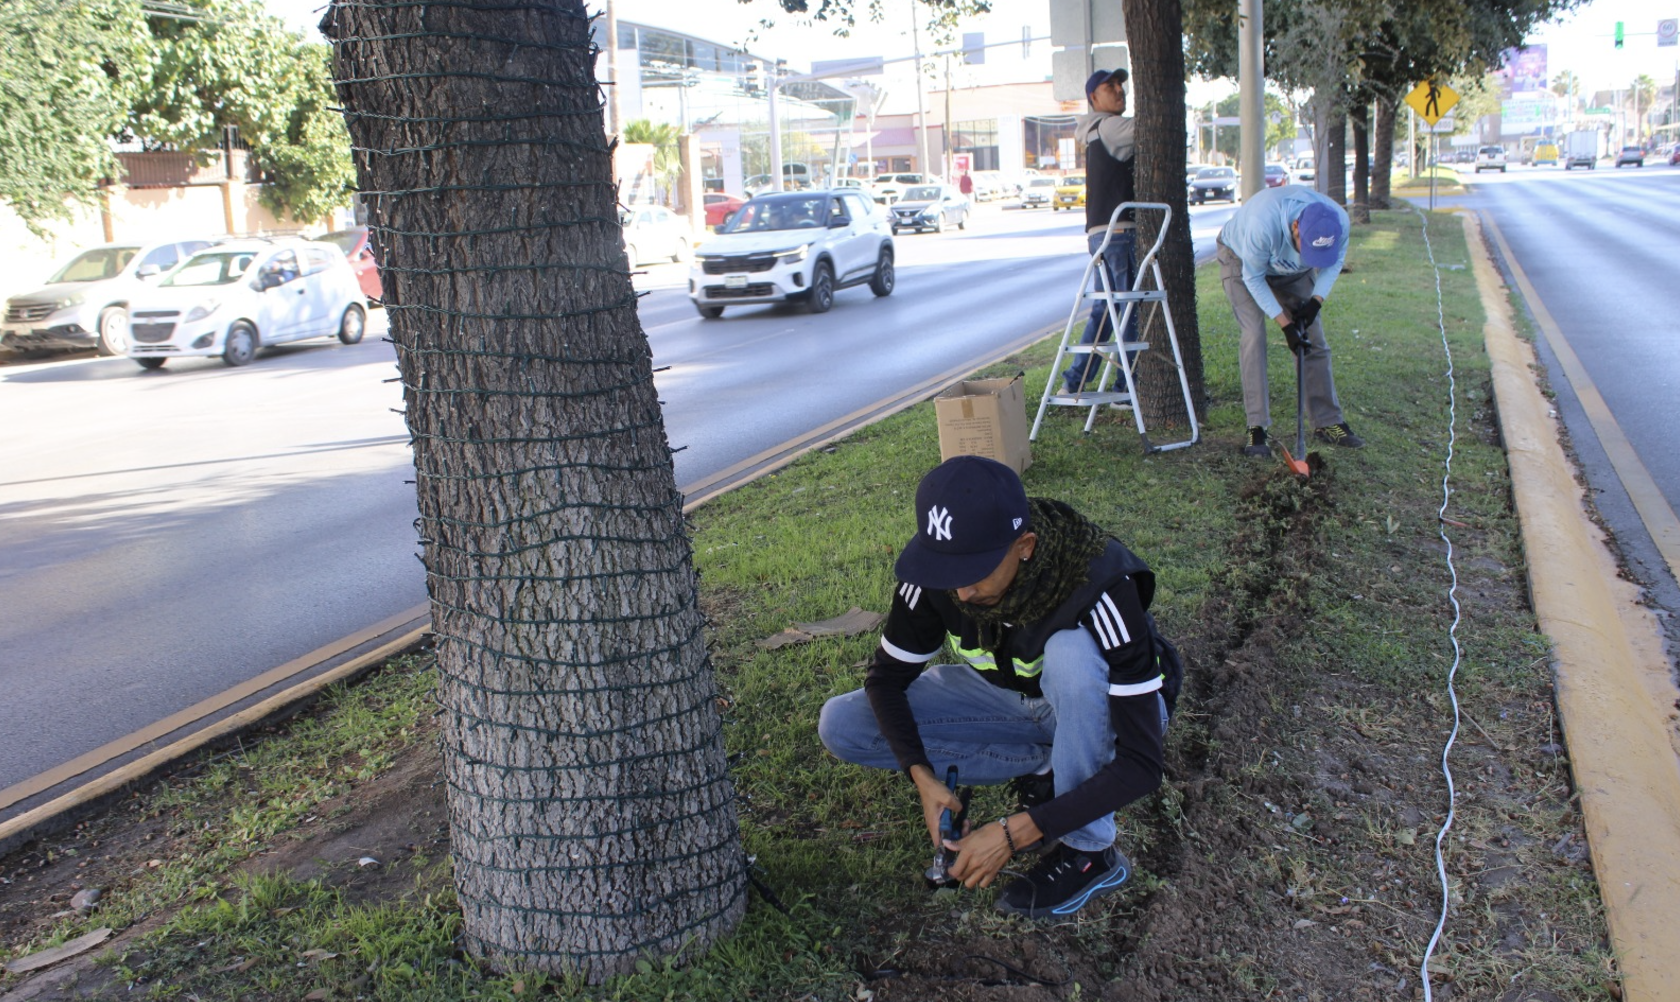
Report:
1615,22,1624,48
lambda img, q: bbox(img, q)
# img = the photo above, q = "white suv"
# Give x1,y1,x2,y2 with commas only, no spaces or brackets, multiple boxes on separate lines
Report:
689,190,894,319
1474,146,1508,172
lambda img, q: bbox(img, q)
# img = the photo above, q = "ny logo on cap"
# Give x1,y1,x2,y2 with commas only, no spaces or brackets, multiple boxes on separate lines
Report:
927,505,953,542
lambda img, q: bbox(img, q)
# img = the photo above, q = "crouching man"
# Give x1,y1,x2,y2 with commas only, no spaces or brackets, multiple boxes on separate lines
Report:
818,455,1181,919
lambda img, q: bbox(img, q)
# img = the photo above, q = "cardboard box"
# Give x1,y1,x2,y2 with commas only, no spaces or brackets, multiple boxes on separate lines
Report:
935,375,1033,475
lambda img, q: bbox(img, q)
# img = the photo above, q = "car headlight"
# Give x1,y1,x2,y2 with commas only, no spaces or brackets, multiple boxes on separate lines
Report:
185,300,221,323
773,244,809,263
53,291,87,310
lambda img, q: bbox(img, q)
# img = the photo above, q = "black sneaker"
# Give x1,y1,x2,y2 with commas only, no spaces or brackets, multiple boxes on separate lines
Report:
1313,422,1365,448
1007,771,1056,812
995,843,1131,919
1242,426,1272,458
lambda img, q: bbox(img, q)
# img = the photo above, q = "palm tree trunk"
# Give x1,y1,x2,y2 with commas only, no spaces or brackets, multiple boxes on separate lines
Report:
322,0,745,981
1123,0,1206,430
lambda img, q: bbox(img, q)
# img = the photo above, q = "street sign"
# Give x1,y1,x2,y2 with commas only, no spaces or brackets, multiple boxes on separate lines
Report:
1405,79,1460,126
1659,18,1678,47
1429,114,1456,134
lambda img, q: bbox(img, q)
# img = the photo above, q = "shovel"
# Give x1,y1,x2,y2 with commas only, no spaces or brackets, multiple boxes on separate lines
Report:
1278,322,1312,478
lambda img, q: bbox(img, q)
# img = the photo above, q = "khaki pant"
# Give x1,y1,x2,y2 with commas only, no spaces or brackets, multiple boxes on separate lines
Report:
1216,240,1345,430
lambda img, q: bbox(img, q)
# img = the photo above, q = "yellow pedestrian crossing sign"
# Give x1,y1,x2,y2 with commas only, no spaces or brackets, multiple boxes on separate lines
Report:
1405,79,1459,126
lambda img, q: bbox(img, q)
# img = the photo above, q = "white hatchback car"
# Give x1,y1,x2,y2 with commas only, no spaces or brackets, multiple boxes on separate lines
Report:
688,190,893,318
126,240,367,370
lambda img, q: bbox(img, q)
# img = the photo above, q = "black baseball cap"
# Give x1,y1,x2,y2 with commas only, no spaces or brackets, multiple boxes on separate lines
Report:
894,456,1031,590
1085,68,1129,99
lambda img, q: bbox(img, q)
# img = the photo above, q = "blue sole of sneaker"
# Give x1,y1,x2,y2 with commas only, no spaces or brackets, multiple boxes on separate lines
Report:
996,855,1131,920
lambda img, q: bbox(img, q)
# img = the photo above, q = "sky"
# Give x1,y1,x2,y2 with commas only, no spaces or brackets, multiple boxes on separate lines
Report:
267,0,1679,103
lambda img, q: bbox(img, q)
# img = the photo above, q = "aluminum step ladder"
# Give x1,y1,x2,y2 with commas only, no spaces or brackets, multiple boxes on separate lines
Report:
1029,202,1200,453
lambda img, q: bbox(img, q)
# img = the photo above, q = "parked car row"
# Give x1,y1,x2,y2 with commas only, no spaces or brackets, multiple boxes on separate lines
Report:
2,230,384,370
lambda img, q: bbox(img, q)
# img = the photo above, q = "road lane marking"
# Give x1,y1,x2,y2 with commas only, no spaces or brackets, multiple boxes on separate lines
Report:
1480,211,1680,586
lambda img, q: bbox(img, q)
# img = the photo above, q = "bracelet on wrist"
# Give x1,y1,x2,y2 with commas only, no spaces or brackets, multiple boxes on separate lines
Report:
1000,815,1018,856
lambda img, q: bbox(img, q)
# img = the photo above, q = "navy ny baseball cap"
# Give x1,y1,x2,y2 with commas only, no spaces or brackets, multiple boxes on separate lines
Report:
894,456,1031,590
1297,202,1345,267
1085,67,1129,99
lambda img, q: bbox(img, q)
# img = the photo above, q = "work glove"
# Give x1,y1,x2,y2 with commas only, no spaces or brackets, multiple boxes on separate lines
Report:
1292,297,1322,331
1283,321,1309,357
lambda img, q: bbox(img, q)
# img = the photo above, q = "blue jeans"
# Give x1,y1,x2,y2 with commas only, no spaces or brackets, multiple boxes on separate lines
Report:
1062,229,1138,392
817,629,1167,853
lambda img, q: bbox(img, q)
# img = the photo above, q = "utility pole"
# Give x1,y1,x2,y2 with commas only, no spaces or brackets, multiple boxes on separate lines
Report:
912,2,932,176
604,0,622,137
943,52,954,181
1237,0,1265,198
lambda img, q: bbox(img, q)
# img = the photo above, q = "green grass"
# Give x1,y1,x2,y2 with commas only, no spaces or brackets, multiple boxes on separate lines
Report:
0,210,1614,1000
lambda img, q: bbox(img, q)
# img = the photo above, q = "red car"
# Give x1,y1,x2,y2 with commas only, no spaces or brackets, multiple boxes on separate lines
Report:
318,226,384,302
1670,147,1680,166
704,192,747,228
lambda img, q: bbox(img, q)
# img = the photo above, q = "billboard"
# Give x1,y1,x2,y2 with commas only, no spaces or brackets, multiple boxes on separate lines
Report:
1495,44,1548,100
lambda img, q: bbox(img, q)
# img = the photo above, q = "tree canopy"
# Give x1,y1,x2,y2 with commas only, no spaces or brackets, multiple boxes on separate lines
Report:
0,0,148,231
0,0,353,231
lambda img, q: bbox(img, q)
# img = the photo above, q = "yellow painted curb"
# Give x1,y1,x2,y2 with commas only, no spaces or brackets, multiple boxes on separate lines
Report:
1465,213,1680,1000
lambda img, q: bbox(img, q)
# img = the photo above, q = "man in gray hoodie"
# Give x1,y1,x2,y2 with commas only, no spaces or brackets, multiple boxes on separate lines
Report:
1062,67,1138,395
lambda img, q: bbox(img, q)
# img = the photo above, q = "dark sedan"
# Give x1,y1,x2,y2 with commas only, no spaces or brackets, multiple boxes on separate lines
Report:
1189,166,1238,203
1263,164,1290,187
1614,145,1644,168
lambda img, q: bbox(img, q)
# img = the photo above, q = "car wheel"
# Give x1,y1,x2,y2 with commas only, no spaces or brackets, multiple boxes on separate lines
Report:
338,304,366,344
672,238,690,263
958,211,969,231
135,357,166,371
222,322,257,367
695,302,724,319
1501,166,1506,173
96,306,128,356
891,226,900,235
932,212,945,233
806,261,835,314
869,246,895,297
625,244,639,267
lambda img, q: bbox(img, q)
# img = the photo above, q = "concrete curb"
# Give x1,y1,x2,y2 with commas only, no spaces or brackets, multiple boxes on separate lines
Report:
1465,212,1680,1000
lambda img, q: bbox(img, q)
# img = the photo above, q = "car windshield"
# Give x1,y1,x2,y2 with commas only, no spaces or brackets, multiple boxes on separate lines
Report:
1197,168,1235,179
1265,165,1286,174
318,230,363,254
163,251,259,287
1622,146,1641,152
1060,176,1085,186
902,186,941,201
720,195,828,233
47,247,141,284
892,174,923,184
1028,178,1056,187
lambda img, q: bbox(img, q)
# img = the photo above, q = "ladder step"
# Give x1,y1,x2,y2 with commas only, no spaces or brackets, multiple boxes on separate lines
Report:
1048,391,1135,406
1063,341,1149,356
1086,290,1167,302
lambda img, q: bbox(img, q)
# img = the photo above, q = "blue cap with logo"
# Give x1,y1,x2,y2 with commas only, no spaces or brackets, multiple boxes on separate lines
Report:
1296,202,1345,267
1084,67,1129,100
894,455,1031,590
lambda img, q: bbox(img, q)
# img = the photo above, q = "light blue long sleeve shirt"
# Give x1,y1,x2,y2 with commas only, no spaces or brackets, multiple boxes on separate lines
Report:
1217,186,1349,319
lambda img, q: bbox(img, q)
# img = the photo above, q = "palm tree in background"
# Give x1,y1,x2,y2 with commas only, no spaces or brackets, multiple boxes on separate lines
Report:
1629,75,1658,142
622,118,682,203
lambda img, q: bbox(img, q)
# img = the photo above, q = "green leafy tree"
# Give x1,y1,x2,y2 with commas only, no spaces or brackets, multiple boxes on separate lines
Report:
0,0,149,233
131,0,354,224
621,117,682,195
1210,92,1298,162
1628,74,1657,139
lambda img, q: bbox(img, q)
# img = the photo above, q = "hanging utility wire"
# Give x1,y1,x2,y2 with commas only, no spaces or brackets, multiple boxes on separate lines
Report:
1411,205,1465,1002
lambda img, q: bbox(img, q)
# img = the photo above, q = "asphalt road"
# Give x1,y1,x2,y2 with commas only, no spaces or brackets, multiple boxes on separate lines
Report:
0,199,1238,799
1443,162,1680,622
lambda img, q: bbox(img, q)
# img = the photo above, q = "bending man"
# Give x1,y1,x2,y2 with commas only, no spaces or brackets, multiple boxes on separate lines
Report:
1216,184,1364,456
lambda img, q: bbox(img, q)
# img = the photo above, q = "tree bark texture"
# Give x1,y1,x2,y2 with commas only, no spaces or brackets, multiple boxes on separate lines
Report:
1122,0,1207,428
1349,103,1370,224
322,0,745,980
1370,96,1396,210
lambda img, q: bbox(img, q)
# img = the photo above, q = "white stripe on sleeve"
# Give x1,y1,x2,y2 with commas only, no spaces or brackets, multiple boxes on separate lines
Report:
1089,604,1119,649
1108,677,1163,697
880,636,940,664
898,583,923,610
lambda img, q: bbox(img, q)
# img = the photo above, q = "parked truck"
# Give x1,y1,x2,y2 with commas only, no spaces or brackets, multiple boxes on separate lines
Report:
1564,130,1605,170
